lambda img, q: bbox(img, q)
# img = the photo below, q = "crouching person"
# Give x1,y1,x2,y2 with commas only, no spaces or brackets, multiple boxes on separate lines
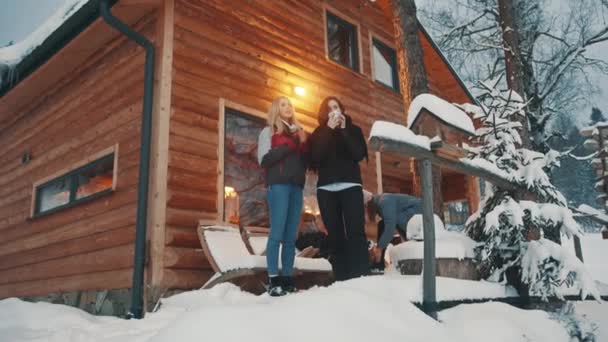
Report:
258,96,308,296
363,191,423,272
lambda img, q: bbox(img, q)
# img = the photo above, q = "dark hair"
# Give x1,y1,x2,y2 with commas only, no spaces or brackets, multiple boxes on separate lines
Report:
317,96,346,126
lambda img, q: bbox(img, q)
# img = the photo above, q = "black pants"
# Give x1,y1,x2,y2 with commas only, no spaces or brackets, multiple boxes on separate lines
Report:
317,187,370,281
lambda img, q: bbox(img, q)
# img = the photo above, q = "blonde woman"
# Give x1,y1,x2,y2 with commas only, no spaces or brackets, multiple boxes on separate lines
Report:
257,96,308,296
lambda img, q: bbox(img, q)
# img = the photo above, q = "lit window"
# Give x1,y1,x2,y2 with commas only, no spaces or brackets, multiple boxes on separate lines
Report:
326,11,359,71
34,153,115,215
372,38,399,91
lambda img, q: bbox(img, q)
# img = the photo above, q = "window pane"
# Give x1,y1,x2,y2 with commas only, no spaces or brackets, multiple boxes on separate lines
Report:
224,109,268,226
443,201,470,231
75,155,114,200
327,12,358,71
38,178,71,212
372,40,398,90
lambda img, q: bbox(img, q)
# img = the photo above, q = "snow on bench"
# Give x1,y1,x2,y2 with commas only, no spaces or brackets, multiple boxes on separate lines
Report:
198,225,331,289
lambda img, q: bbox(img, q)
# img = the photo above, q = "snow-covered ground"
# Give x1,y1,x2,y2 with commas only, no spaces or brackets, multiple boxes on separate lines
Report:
0,275,603,342
0,234,605,342
566,233,608,285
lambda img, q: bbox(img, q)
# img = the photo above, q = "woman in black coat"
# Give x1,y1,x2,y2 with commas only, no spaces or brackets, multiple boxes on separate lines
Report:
309,96,370,280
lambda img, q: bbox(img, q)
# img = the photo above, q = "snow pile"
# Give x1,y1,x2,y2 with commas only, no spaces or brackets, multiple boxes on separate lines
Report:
4,275,607,342
439,302,571,342
521,239,601,300
406,213,447,240
407,93,476,135
0,276,560,342
369,120,431,150
389,233,477,261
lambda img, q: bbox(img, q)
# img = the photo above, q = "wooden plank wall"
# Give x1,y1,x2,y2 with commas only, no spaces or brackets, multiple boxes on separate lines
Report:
166,0,408,286
0,13,158,298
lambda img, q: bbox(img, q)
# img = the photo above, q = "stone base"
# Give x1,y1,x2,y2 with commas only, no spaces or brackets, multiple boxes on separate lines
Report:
602,229,608,239
396,258,480,280
22,289,131,317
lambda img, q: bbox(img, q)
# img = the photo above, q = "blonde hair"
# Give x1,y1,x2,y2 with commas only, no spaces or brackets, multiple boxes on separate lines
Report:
267,96,300,134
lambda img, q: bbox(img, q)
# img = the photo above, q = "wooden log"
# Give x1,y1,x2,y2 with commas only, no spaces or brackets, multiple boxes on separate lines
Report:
0,198,136,248
168,150,218,175
164,246,209,269
0,244,134,285
165,225,200,248
160,268,214,289
0,268,132,298
166,207,217,227
167,167,217,193
169,134,218,161
0,225,135,271
167,189,217,212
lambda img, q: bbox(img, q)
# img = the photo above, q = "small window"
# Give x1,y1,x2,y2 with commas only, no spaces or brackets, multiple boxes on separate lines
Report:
372,38,399,91
34,153,116,216
326,11,359,71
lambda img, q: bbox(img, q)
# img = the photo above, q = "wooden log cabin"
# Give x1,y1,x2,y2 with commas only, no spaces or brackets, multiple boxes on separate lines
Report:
0,0,479,315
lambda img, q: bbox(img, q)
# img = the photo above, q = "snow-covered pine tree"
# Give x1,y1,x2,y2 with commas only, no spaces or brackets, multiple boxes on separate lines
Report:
463,79,599,300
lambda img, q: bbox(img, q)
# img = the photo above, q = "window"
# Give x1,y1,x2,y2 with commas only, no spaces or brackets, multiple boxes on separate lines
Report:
326,11,359,72
372,38,399,91
442,201,470,231
33,152,116,216
222,106,320,228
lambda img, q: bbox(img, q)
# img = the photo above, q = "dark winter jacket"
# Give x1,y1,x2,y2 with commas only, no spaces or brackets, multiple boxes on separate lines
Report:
257,127,308,188
309,115,368,187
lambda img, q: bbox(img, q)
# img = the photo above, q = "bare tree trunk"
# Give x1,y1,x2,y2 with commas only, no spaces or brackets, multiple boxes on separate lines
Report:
498,0,531,148
389,0,443,218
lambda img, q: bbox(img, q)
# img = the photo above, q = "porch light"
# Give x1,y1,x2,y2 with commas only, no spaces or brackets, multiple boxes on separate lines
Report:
294,86,306,96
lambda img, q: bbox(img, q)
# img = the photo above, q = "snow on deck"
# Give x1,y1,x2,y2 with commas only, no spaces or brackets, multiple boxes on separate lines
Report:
407,94,476,135
369,120,431,150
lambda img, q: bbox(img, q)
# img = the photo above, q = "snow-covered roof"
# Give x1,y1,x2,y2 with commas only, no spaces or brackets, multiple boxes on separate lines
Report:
0,0,89,66
0,0,90,87
407,93,476,135
369,120,431,150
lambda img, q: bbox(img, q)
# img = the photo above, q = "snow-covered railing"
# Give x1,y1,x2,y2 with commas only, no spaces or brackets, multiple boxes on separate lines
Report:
369,121,519,191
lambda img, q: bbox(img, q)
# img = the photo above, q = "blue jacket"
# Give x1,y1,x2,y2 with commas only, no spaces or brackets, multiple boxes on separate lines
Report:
374,193,423,248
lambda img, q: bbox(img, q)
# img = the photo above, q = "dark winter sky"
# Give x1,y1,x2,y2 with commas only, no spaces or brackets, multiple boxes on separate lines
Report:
0,0,607,123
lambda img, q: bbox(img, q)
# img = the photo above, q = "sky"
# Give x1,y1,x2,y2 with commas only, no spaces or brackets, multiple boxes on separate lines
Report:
0,0,64,47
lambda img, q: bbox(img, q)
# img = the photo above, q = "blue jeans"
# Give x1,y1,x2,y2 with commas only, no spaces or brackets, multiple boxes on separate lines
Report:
266,184,303,277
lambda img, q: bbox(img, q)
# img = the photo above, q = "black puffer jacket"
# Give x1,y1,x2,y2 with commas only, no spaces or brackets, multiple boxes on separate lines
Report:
309,115,368,187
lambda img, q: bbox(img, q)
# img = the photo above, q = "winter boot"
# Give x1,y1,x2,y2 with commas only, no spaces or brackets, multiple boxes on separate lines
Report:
280,276,297,293
267,276,286,297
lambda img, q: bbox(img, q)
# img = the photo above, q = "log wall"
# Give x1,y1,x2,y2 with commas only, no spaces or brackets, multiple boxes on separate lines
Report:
0,13,158,298
166,0,476,288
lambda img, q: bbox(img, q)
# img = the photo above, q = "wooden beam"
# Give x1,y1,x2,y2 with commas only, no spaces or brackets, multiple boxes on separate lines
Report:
369,136,518,191
421,158,436,313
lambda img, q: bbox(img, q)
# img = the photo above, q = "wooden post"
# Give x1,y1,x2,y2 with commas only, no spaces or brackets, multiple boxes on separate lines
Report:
573,236,584,262
421,158,436,316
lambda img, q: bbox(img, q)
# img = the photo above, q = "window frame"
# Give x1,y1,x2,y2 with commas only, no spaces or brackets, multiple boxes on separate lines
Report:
369,33,401,92
323,5,363,74
30,144,119,218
